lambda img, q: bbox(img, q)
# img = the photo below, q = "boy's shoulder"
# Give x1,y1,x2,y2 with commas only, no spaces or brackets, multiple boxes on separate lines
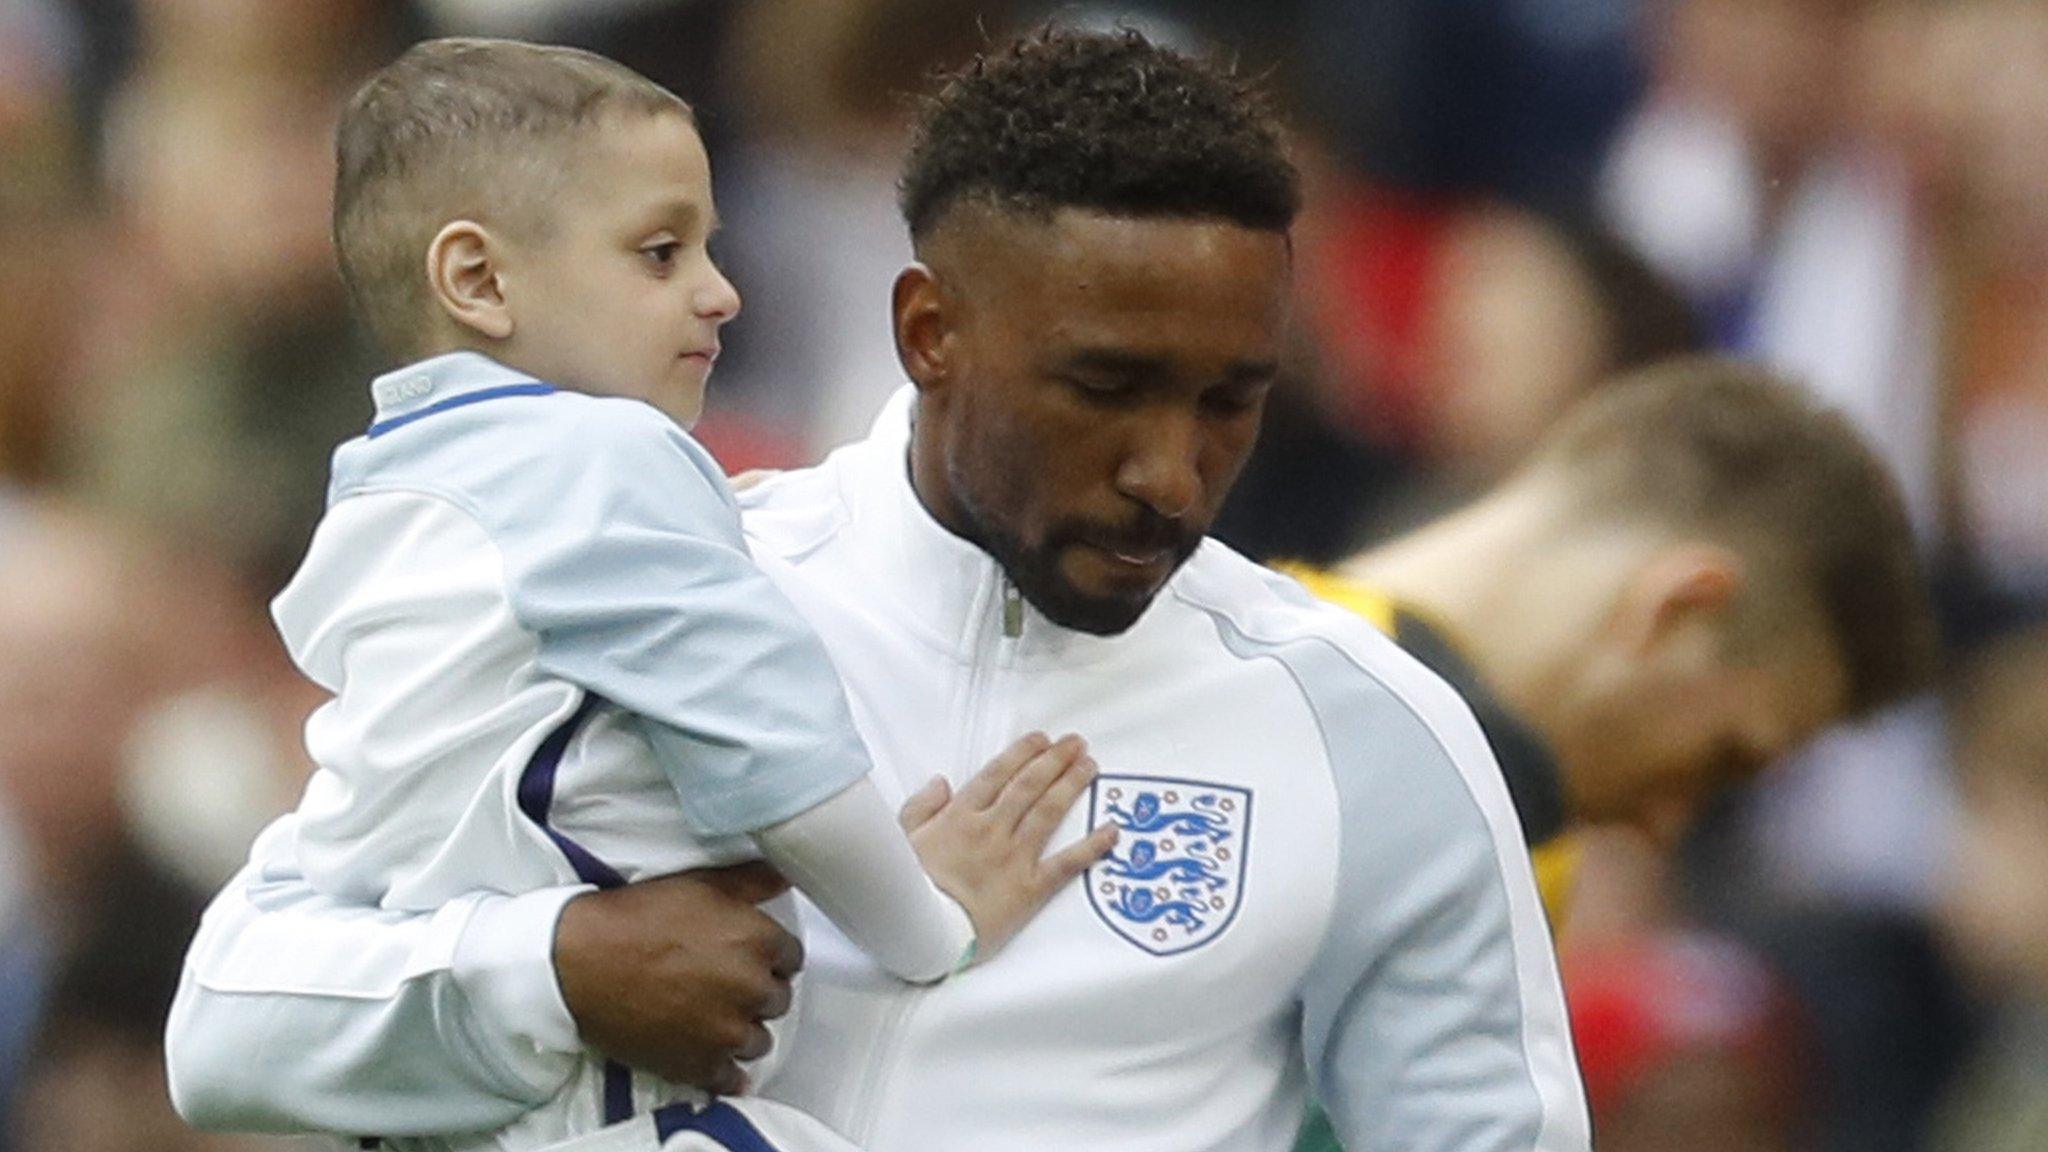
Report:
341,382,721,491
332,380,736,539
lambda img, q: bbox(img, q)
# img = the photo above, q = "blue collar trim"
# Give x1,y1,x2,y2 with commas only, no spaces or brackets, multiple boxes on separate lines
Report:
365,382,556,438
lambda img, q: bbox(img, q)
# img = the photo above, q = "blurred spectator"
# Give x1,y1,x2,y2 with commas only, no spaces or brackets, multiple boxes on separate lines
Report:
423,0,669,40
0,504,230,906
56,0,422,586
0,502,245,1134
544,0,747,155
1219,199,1699,561
705,0,1025,458
1416,207,1701,484
511,0,1035,463
1567,932,1814,1152
1867,0,2048,616
1934,630,2048,1152
1602,11,1981,1150
1602,0,1941,534
0,0,88,488
118,679,317,897
1290,0,1646,213
8,848,220,1152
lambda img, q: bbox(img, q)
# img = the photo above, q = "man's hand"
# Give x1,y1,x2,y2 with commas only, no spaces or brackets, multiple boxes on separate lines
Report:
551,862,799,1095
900,733,1118,960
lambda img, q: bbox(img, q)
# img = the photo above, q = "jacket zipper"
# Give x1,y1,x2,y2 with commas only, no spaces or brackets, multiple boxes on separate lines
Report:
846,568,1020,1142
1002,580,1023,639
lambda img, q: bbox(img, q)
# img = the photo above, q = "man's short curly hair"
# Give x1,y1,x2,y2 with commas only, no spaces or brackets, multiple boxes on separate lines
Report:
898,28,1301,240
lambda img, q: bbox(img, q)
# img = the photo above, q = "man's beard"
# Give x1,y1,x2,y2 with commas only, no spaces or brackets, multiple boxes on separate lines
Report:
951,477,1201,637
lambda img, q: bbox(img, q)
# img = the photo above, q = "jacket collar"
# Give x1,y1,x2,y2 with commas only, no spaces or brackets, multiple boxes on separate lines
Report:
838,388,1175,668
366,352,544,429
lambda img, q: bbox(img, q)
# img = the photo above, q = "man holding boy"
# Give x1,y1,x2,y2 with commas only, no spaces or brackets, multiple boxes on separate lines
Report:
178,33,1130,1152
168,29,1589,1152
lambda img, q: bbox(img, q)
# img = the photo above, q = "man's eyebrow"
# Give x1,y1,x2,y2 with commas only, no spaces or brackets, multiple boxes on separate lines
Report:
1055,350,1282,389
1059,348,1173,380
1221,359,1281,384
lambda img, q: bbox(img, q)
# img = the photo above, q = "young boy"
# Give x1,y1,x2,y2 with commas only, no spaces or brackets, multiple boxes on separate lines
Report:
266,37,1111,1152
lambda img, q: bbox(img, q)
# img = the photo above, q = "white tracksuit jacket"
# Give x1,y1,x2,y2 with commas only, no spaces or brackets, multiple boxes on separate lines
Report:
166,388,1589,1152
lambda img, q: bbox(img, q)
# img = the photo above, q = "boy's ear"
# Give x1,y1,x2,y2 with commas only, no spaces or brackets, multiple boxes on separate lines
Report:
426,220,513,341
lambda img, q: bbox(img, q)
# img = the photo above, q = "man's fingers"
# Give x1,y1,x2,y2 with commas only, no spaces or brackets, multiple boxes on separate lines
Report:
1041,822,1119,885
898,775,951,833
765,927,805,981
728,468,781,492
755,976,794,1022
956,731,1053,809
734,1022,774,1063
743,952,796,1021
695,860,792,906
707,1062,748,1097
991,736,1087,828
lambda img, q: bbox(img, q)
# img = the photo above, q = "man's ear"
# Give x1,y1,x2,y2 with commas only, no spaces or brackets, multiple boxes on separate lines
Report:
892,262,951,396
426,220,513,341
1612,544,1746,660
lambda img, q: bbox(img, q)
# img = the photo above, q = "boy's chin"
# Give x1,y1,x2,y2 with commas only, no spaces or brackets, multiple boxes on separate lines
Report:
659,400,703,429
656,373,709,427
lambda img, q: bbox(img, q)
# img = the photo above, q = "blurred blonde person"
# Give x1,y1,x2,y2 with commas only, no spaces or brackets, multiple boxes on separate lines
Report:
1287,359,1935,916
1288,357,1933,1152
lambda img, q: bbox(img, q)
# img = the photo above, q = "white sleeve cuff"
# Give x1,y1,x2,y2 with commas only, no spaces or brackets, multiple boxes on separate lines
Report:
452,886,593,1060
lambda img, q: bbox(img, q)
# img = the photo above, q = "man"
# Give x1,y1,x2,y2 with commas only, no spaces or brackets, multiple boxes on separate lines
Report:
166,30,1588,1151
1285,358,1935,1150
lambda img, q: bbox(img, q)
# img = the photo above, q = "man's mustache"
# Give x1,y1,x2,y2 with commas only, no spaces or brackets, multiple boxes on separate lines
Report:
1059,514,1200,558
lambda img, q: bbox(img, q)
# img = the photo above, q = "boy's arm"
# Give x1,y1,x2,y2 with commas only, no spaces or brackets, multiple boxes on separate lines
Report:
489,401,875,838
167,819,803,1133
755,736,1118,980
495,404,1113,981
1290,655,1590,1151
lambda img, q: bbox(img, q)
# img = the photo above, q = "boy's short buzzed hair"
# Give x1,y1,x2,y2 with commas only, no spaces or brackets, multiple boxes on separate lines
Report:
1520,356,1937,717
334,38,691,357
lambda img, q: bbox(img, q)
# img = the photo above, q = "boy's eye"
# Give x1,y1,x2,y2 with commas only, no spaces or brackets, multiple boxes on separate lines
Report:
641,241,682,269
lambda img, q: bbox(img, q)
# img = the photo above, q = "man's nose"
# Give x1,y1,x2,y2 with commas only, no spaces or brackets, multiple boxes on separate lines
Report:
1114,413,1202,521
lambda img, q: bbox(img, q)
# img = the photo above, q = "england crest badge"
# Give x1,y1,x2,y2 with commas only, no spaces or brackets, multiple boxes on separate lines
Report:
1086,775,1252,956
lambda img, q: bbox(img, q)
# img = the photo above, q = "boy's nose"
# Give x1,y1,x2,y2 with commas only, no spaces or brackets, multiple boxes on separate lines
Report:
697,266,742,322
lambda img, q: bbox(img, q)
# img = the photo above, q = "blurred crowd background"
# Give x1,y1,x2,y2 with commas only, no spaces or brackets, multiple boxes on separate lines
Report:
0,1,2045,1150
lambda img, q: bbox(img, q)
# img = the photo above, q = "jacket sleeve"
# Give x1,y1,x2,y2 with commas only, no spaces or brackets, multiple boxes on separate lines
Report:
165,817,589,1135
478,401,875,836
1290,645,1590,1151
